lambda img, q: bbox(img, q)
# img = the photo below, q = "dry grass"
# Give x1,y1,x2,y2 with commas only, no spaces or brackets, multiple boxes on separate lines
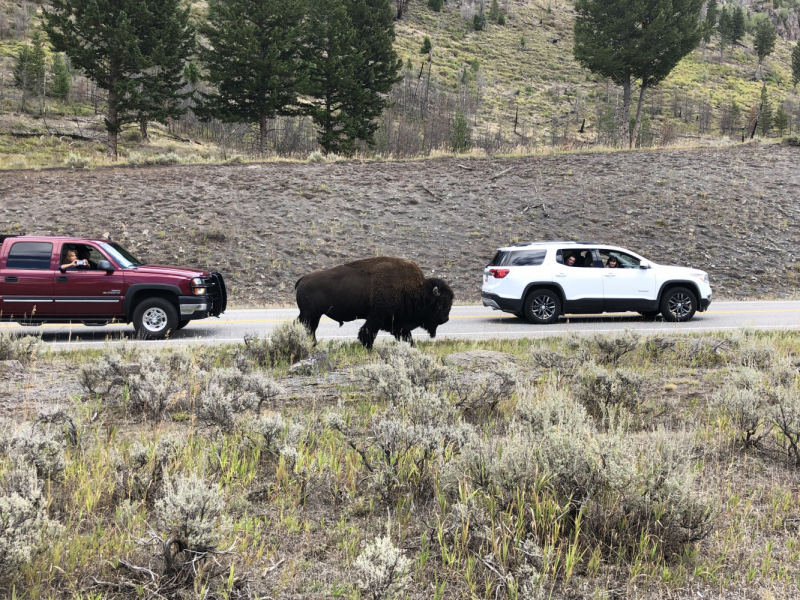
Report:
2,329,800,598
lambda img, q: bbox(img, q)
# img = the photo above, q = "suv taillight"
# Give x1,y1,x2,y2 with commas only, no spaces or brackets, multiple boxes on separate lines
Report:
490,269,510,279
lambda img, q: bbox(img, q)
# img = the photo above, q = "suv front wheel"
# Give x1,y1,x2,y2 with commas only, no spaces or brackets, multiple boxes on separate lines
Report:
523,289,561,324
133,298,178,339
660,287,697,322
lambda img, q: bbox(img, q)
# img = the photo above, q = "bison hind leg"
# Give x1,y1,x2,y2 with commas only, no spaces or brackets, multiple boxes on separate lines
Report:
399,328,415,347
298,312,322,344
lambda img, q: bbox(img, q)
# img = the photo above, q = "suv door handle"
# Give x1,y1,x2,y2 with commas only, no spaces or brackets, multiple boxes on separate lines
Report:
56,276,69,282
604,273,616,277
4,276,18,283
555,273,566,277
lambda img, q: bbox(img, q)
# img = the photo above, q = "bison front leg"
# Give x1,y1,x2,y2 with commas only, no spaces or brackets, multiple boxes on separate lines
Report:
399,328,415,347
358,320,380,349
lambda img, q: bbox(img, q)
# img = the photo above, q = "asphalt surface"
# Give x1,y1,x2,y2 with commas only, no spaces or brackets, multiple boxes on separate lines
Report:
2,301,800,348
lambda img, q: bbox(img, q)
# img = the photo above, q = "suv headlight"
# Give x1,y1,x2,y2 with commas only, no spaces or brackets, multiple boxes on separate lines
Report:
191,277,207,295
691,272,709,284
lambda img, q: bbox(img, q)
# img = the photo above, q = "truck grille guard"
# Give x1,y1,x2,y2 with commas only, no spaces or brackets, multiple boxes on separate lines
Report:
206,272,228,317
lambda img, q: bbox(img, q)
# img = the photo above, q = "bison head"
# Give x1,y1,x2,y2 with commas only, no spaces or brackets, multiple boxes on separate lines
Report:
422,278,454,338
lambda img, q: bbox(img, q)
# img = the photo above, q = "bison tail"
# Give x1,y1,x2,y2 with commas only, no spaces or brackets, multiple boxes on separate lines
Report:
294,276,304,290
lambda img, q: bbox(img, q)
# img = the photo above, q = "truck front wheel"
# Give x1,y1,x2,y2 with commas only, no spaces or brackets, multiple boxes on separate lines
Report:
132,298,178,340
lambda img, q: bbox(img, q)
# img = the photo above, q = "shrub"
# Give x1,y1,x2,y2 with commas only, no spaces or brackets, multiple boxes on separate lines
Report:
451,364,517,416
0,466,63,575
155,473,229,552
64,152,90,169
574,362,645,418
127,365,176,419
354,533,411,600
0,332,43,364
771,389,800,465
366,342,448,403
150,152,182,165
197,383,237,432
308,150,325,163
243,320,312,367
427,0,443,11
248,413,285,458
529,347,573,383
582,330,641,365
1,422,66,480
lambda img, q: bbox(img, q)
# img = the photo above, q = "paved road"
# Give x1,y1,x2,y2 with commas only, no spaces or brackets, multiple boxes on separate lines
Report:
2,301,800,348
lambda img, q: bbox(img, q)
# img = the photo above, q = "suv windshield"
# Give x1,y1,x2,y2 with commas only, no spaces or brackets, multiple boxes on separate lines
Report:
99,242,143,268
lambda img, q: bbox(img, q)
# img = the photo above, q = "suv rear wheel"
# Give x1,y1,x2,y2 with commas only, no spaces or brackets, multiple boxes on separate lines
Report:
133,298,178,339
660,287,697,322
523,289,561,324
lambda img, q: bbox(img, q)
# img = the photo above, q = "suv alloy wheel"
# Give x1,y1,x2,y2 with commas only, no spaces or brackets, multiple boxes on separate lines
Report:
660,287,697,322
523,289,561,324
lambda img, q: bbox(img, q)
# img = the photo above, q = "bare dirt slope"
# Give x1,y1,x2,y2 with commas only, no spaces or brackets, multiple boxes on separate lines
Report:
0,143,798,306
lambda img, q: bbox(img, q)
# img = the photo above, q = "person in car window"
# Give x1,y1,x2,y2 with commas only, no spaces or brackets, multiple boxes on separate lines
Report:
77,247,97,269
566,254,577,266
61,249,79,270
606,256,619,268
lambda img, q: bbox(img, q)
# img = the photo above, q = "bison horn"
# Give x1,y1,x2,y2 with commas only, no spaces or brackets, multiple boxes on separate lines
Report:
433,286,440,297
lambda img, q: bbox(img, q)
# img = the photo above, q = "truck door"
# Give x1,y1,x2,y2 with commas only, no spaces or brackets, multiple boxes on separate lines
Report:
0,240,57,319
54,243,125,319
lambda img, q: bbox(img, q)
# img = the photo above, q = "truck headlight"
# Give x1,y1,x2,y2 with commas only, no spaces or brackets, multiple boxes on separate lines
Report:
191,277,207,295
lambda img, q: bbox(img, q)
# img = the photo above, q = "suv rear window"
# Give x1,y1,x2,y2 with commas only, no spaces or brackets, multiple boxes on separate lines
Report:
488,249,547,267
6,242,53,270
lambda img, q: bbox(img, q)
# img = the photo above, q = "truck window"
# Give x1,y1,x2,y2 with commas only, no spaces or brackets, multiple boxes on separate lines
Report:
6,242,53,270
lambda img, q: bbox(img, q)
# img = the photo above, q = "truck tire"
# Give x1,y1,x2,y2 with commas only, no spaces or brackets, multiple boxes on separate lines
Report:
132,298,178,339
660,287,697,322
523,289,561,324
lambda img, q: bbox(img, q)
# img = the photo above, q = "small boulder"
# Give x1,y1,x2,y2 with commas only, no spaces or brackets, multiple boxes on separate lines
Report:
289,351,331,375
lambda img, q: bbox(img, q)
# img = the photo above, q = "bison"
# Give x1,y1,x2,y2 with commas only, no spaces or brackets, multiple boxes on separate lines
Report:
295,257,454,349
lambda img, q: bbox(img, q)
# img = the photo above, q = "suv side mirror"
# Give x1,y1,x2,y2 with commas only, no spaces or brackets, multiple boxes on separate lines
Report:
97,260,114,272
639,260,651,269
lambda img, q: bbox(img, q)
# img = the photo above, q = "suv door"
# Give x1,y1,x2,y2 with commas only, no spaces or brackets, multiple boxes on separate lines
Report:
598,249,656,311
55,243,125,319
0,241,56,319
554,248,603,312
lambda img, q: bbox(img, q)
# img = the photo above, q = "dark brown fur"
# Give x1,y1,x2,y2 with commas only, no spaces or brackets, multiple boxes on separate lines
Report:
295,257,454,348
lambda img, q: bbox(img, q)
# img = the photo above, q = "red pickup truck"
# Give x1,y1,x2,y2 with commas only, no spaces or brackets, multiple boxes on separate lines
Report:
0,235,226,339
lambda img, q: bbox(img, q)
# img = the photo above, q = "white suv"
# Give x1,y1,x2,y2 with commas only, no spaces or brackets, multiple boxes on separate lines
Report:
481,242,712,323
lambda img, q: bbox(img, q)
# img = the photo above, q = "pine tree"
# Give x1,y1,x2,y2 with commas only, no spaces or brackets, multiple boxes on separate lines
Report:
573,0,704,148
13,31,46,110
703,0,717,44
488,0,501,23
754,18,777,76
306,0,401,155
49,53,70,101
731,6,745,45
791,42,800,91
450,107,471,152
729,99,740,135
134,0,195,138
759,84,772,136
420,36,432,54
43,0,194,159
199,0,305,153
774,103,789,136
718,8,732,58
427,0,442,11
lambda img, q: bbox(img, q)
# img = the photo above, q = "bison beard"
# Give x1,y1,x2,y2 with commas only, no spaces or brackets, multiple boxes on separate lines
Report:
295,257,454,349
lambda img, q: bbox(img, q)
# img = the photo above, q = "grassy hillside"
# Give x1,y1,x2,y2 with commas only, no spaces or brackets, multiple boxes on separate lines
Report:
0,0,797,165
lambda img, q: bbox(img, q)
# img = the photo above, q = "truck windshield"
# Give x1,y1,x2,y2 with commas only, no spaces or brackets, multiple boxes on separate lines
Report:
99,242,143,268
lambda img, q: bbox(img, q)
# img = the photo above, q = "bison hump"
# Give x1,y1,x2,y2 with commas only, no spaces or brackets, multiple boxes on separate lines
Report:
344,256,424,282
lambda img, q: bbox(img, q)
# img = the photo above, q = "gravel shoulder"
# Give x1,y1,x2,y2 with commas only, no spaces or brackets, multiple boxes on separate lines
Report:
1,143,797,306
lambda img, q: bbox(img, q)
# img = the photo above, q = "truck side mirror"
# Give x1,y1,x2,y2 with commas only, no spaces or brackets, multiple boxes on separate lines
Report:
97,260,114,272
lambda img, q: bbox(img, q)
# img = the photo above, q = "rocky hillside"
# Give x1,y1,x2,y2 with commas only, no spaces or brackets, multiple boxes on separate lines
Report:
0,142,797,306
